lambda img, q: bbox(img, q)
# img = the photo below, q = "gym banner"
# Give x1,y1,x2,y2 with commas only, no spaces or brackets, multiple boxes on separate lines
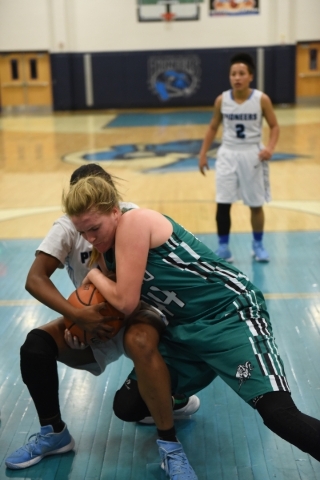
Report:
210,0,259,16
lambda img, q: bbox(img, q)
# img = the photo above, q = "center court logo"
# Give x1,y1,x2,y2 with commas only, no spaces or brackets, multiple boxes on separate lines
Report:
148,55,201,102
63,140,300,174
62,139,220,173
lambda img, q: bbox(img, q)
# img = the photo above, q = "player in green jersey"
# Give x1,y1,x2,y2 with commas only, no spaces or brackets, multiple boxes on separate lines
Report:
62,175,320,480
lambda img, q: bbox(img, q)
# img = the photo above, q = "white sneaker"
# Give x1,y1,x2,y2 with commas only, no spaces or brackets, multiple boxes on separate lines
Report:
139,395,200,425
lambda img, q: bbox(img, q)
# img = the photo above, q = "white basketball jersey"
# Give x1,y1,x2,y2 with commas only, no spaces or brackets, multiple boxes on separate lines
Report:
221,89,263,147
36,201,139,288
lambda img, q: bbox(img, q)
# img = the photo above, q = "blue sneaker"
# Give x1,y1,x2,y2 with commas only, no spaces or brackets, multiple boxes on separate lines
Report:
5,425,75,470
252,241,270,262
157,440,198,480
215,244,233,263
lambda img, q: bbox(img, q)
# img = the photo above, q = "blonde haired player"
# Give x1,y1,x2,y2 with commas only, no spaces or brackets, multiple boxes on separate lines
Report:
199,52,279,262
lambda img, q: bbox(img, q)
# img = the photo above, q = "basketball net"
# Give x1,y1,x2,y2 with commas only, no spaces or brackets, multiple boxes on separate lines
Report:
161,11,176,21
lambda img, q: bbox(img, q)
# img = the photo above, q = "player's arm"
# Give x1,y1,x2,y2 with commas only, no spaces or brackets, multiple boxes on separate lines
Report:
26,252,113,336
26,252,81,319
260,93,280,161
198,95,223,175
83,209,170,316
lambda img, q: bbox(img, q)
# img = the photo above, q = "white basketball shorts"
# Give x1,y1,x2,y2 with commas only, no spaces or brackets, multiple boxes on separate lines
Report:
215,145,271,207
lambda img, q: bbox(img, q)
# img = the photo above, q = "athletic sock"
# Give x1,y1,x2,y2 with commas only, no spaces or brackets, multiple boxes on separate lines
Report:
253,232,263,242
39,414,65,433
218,234,229,245
157,426,178,443
173,394,188,410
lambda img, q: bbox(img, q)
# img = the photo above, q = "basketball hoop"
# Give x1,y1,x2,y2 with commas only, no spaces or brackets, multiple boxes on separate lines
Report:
161,11,176,21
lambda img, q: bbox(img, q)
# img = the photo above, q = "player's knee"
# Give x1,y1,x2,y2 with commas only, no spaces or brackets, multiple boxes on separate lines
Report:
256,391,320,459
126,302,166,335
21,329,58,358
256,391,299,428
113,378,150,422
123,324,159,362
20,329,58,385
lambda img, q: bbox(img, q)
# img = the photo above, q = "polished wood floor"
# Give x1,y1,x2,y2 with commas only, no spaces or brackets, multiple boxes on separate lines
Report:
0,105,319,239
0,106,320,480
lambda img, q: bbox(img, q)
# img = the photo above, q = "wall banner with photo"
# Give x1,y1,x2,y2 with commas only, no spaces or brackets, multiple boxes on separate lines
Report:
210,0,259,16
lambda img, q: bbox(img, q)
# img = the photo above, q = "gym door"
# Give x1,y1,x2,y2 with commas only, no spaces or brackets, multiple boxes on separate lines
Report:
296,42,320,101
0,52,52,111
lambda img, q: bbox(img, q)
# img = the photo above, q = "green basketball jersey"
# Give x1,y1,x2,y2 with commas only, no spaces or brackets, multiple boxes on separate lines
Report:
106,214,289,403
140,216,261,325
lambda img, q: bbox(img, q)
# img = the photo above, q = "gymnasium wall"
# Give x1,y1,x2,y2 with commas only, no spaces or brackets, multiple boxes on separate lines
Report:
0,0,318,109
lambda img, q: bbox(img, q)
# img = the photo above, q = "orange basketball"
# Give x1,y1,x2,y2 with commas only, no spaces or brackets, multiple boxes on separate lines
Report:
64,283,125,346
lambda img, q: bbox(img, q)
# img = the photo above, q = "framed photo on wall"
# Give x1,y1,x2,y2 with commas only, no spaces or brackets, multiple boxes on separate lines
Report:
210,0,259,16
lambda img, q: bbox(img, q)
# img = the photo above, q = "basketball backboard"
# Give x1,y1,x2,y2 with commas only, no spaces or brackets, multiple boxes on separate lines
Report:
137,0,201,22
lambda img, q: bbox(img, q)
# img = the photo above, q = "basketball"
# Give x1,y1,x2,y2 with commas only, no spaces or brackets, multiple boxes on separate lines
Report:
64,283,125,346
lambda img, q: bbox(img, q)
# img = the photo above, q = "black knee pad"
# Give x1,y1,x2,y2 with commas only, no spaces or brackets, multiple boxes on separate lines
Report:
20,329,58,387
113,377,150,422
20,330,61,420
21,329,58,357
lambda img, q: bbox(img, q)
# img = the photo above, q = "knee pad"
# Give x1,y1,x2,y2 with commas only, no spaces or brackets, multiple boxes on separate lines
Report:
113,378,150,422
21,329,58,357
20,330,61,420
20,329,58,386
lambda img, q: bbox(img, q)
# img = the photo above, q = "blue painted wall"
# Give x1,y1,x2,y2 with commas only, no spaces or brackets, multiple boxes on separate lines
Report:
50,45,295,110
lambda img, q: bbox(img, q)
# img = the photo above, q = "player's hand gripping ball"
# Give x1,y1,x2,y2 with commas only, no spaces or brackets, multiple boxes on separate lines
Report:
64,283,125,346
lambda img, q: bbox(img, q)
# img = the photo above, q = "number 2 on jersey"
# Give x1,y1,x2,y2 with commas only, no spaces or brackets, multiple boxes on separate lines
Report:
235,123,245,139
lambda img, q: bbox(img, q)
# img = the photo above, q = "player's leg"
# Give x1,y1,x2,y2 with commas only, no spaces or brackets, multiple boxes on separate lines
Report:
238,146,270,261
123,318,174,434
114,378,200,425
123,306,198,479
199,287,320,461
255,391,320,461
250,205,264,232
216,203,233,261
249,205,269,261
215,146,239,262
22,319,96,425
5,318,96,470
114,338,217,424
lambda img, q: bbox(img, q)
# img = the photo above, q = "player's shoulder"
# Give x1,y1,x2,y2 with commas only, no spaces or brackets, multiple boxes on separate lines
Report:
120,208,164,229
259,91,273,108
53,214,76,231
215,94,223,106
212,94,224,118
216,91,228,104
253,89,269,100
121,207,154,219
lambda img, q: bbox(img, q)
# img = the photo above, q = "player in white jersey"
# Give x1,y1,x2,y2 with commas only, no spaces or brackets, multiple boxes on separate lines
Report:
199,52,279,262
5,164,200,472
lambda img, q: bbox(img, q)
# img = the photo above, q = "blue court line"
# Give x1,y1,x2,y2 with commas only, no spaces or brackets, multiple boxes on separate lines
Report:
105,111,213,128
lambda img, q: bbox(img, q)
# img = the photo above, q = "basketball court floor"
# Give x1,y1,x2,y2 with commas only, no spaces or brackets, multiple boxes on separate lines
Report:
0,105,319,479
